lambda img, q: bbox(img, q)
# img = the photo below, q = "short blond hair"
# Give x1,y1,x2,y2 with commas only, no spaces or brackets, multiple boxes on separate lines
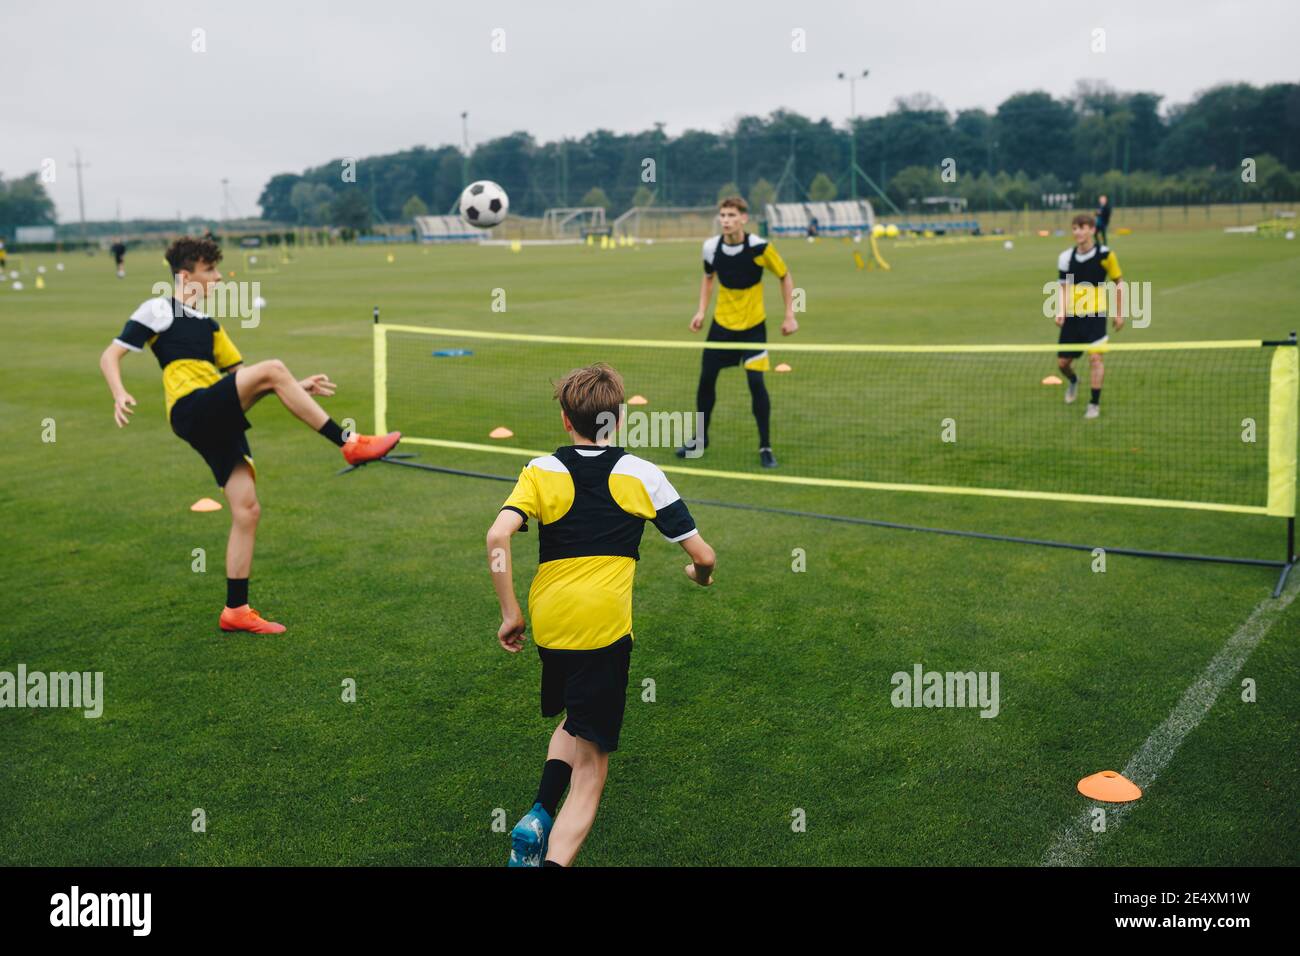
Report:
553,363,625,441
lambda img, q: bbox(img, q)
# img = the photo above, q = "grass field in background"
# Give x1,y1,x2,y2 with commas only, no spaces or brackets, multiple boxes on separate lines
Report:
1,229,1297,865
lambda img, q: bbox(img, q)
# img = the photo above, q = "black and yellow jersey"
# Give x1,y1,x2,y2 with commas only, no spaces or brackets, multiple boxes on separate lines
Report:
1058,244,1122,317
114,298,243,419
703,232,788,331
501,445,697,651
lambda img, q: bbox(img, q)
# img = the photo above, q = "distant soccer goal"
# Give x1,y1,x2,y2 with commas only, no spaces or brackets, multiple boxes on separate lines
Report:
241,250,277,274
612,206,719,240
542,207,607,238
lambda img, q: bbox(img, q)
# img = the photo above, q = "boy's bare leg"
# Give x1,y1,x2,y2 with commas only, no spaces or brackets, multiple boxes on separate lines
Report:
223,463,259,581
1088,353,1104,390
545,734,609,866
235,359,328,429
548,718,576,761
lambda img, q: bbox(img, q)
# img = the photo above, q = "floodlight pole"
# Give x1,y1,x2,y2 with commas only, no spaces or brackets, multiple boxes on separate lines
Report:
837,70,868,200
72,148,90,242
461,112,470,188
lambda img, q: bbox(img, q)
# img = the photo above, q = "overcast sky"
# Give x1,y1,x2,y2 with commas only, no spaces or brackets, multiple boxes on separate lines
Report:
3,0,1296,222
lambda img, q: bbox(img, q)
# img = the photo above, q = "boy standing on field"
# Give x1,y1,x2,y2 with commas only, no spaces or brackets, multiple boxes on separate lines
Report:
487,363,716,866
1055,213,1124,420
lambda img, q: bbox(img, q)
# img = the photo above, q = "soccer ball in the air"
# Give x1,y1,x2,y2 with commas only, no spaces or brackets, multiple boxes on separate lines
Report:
459,180,509,228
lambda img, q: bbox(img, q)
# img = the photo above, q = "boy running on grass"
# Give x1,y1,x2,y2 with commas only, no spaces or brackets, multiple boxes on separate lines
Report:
1055,213,1124,419
98,236,401,634
487,363,716,866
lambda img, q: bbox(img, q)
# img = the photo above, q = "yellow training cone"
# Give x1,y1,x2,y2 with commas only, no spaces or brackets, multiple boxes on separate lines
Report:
627,395,648,405
35,275,45,289
774,363,792,373
853,251,865,270
510,240,522,253
386,253,395,263
1077,770,1142,802
489,426,514,439
1041,375,1063,385
190,497,223,512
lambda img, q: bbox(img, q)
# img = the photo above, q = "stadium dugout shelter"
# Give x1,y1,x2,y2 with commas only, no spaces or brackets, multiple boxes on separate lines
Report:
360,313,1299,596
765,199,876,237
414,215,482,244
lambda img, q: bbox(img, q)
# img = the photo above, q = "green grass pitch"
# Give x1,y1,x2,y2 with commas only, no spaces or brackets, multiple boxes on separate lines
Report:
1,231,1297,865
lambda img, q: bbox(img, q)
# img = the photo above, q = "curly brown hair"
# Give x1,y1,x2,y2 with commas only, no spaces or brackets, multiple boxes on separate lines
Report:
165,236,223,274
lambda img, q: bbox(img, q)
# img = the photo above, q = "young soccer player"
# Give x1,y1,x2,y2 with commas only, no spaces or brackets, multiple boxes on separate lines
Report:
110,239,127,279
98,236,401,633
1055,213,1124,419
1095,194,1112,245
677,196,797,468
488,363,716,867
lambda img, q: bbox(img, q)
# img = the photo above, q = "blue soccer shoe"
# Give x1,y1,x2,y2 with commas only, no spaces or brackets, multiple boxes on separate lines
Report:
508,802,554,867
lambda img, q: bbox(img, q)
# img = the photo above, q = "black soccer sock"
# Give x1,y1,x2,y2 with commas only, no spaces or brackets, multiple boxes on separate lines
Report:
1063,368,1078,383
696,364,720,446
1090,388,1101,405
227,578,249,609
746,370,771,448
536,758,572,818
543,860,563,867
318,418,347,447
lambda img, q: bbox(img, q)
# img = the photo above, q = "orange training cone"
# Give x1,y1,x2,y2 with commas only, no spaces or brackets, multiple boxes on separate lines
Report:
489,426,514,439
1077,770,1142,802
190,497,223,512
775,362,792,373
627,395,648,405
1042,375,1063,385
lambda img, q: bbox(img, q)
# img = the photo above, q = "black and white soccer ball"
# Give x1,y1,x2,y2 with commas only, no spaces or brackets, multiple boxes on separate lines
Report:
459,180,509,229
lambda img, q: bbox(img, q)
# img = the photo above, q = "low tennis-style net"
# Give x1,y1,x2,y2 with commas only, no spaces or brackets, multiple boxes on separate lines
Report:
373,323,1298,520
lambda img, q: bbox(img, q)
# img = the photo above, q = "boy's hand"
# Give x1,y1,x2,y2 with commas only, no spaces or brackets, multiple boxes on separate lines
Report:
685,563,713,586
781,313,799,336
1054,314,1065,328
1112,315,1125,332
498,613,527,652
113,392,137,428
299,374,336,397
689,311,705,333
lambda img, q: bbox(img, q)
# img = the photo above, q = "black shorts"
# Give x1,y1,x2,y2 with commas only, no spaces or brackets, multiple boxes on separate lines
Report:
169,373,253,487
702,320,768,373
1057,315,1108,358
538,634,632,753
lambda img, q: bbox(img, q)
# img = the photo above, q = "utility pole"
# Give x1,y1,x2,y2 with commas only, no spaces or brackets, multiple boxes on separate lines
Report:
71,148,90,241
837,69,868,200
461,111,470,188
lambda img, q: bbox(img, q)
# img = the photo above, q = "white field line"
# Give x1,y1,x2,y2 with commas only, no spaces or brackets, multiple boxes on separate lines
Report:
1042,573,1299,866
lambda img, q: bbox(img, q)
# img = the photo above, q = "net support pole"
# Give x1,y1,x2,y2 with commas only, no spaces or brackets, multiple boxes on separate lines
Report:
1267,333,1299,597
373,307,388,435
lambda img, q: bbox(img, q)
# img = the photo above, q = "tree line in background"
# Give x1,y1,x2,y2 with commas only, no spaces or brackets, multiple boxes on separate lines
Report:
3,80,1298,239
253,81,1300,230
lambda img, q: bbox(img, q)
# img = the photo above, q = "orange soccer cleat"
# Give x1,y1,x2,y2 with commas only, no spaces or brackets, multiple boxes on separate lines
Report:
219,604,287,635
342,430,402,466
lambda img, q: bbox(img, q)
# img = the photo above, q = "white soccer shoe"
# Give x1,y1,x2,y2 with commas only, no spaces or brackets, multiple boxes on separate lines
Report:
1084,403,1100,419
1064,380,1078,404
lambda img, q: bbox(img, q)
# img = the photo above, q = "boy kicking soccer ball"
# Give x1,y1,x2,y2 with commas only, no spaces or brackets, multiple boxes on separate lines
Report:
98,237,400,634
487,363,716,866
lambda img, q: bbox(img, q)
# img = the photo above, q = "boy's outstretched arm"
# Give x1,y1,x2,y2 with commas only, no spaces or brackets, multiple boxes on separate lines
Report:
99,342,137,427
486,509,527,651
681,533,716,586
